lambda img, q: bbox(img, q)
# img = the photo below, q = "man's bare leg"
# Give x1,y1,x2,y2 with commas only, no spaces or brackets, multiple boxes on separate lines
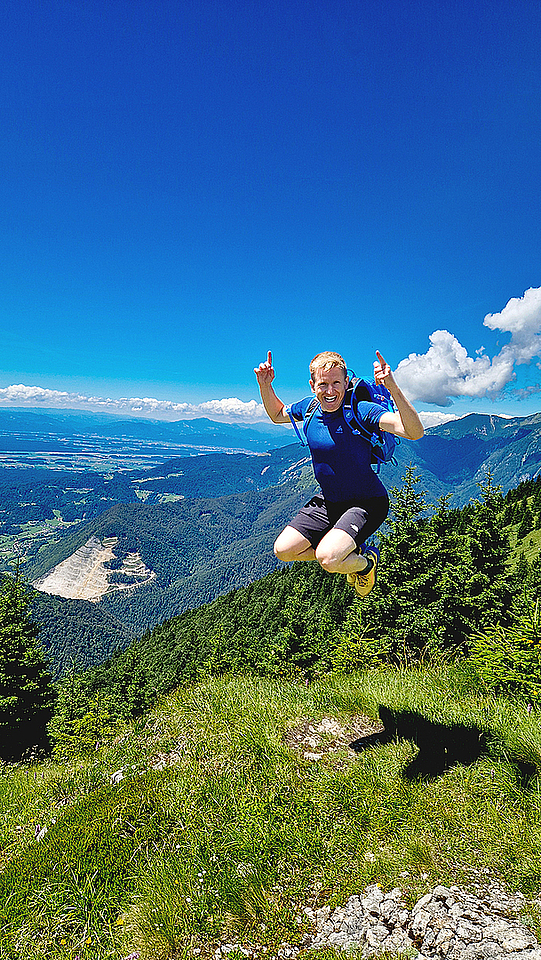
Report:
274,526,316,562
314,528,369,574
316,528,379,597
275,524,378,596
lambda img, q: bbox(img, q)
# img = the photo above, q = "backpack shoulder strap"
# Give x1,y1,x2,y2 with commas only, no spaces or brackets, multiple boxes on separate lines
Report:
287,409,306,445
303,397,320,431
286,398,320,446
342,378,370,437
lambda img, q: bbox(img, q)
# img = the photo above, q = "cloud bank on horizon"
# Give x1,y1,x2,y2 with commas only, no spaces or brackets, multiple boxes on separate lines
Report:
0,382,456,429
395,286,541,406
0,385,267,422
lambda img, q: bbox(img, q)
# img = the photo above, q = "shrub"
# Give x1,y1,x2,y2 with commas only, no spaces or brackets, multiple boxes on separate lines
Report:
469,593,541,700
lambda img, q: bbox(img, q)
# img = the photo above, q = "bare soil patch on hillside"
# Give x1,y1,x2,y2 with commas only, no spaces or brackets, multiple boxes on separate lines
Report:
33,535,155,602
284,715,385,763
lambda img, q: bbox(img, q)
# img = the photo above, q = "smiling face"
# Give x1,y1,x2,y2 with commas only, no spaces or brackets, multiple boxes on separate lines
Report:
310,365,349,413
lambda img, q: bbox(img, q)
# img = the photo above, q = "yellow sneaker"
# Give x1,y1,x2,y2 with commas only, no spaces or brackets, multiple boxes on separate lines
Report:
352,547,379,597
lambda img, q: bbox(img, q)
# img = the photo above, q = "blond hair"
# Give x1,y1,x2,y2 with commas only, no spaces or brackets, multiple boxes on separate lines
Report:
309,351,347,381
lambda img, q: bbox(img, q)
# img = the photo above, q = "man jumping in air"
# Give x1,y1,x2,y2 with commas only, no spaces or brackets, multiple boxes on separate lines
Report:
254,350,424,596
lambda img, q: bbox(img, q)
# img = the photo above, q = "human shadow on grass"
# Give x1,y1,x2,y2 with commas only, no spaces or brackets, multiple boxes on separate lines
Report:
349,706,490,781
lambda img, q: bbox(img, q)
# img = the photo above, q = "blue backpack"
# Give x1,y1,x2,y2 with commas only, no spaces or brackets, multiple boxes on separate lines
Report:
287,376,399,472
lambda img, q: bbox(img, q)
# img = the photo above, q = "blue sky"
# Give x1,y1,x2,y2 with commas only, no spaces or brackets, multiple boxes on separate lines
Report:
0,0,540,426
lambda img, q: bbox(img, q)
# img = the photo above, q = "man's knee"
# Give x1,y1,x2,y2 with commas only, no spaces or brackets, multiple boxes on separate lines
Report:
315,529,358,572
274,526,312,562
315,544,341,573
273,537,290,561
273,532,298,562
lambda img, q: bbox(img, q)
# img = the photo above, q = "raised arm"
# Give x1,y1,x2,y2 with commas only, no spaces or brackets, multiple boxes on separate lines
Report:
373,350,424,441
254,351,291,424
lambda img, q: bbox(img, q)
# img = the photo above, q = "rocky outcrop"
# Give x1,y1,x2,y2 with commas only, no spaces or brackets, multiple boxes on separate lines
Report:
213,883,541,959
309,883,541,959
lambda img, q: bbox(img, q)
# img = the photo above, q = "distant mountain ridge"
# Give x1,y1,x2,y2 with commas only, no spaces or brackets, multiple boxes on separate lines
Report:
0,406,282,451
3,406,541,488
405,412,541,503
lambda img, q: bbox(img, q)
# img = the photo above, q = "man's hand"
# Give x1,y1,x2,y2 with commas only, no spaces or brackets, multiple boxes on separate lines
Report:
375,349,424,440
253,349,288,423
373,350,395,387
254,350,275,386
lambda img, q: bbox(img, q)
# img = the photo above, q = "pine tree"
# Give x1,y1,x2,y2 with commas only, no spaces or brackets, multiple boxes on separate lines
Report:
475,470,504,513
468,475,509,583
388,463,430,527
0,570,56,761
518,505,534,540
357,469,511,662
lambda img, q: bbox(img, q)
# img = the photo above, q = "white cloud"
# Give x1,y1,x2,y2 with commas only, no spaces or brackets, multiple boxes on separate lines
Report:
418,410,460,428
0,384,75,404
484,286,541,363
0,384,267,422
395,286,541,406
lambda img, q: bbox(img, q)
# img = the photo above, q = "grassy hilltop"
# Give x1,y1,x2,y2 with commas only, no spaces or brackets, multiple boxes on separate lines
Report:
4,471,541,958
3,670,541,960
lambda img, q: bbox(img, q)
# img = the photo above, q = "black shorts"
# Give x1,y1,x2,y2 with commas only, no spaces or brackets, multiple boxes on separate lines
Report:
287,493,389,550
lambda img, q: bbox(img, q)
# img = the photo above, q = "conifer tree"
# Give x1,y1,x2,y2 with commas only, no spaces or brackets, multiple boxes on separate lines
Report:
468,474,509,586
358,468,510,661
0,569,55,761
518,505,534,540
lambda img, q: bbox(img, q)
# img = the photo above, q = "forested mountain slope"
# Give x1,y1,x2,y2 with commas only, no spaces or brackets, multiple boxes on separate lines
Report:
62,473,541,717
125,445,311,498
30,589,136,679
378,412,541,505
28,479,310,635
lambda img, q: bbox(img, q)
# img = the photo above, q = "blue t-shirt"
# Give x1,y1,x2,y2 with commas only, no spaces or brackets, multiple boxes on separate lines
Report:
289,397,388,502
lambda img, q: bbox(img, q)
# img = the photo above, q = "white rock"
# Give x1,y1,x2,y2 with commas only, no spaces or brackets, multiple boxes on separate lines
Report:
501,932,537,950
410,908,431,938
413,893,433,913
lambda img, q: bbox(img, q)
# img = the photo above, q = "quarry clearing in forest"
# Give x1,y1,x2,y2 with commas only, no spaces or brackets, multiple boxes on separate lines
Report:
32,534,155,602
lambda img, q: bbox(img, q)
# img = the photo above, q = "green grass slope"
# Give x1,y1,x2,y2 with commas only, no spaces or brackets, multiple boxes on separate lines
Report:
3,670,541,959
